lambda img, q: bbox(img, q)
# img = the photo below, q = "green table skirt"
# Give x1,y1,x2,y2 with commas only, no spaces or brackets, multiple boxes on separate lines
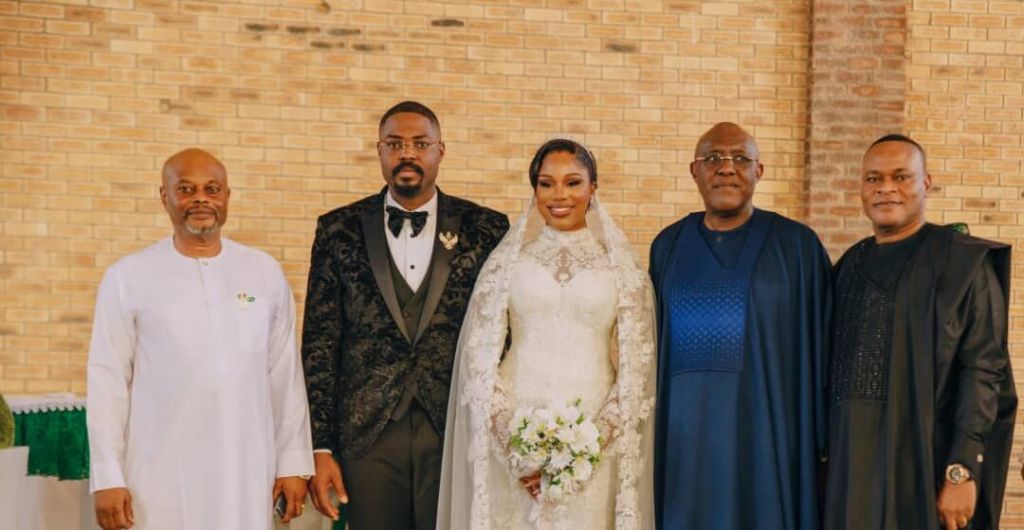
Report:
13,408,90,480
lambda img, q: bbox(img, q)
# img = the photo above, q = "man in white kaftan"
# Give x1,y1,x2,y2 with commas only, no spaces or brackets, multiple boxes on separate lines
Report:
86,148,314,530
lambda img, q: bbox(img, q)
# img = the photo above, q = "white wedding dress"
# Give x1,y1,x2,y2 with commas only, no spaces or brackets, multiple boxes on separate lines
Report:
437,198,655,530
487,226,618,529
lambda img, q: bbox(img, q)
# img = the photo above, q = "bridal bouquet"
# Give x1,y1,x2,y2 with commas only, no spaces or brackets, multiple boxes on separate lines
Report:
507,398,602,502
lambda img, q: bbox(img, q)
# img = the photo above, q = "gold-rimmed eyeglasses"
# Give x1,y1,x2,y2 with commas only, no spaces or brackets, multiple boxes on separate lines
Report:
694,153,758,168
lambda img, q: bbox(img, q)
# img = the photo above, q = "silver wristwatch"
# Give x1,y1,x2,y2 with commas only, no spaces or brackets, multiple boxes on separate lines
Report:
945,463,971,485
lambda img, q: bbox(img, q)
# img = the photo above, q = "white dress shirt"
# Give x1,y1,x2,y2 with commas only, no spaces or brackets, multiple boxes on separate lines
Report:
385,190,437,292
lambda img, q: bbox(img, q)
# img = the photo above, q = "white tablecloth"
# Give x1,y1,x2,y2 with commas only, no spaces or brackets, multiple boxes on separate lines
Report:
0,446,97,530
5,393,86,414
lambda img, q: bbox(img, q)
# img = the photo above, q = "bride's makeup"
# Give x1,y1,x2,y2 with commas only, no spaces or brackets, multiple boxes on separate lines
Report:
534,150,596,232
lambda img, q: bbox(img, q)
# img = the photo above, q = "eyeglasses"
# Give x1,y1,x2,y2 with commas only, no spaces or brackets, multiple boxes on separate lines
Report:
378,140,440,153
694,153,758,168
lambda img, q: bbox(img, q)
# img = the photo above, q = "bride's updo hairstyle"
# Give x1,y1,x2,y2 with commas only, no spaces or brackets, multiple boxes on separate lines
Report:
528,138,598,189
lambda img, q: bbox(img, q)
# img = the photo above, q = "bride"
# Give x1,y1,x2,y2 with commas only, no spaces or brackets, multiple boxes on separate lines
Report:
437,139,657,529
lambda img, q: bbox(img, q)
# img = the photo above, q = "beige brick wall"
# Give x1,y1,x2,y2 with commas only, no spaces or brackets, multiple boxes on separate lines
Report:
1,0,1022,521
905,0,1024,521
0,0,811,395
806,0,907,251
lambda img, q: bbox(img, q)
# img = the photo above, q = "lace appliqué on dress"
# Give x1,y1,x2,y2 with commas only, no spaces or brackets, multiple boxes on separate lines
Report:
520,227,610,286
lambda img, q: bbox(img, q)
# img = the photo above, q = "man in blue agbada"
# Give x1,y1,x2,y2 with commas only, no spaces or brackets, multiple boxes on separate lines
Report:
650,123,832,529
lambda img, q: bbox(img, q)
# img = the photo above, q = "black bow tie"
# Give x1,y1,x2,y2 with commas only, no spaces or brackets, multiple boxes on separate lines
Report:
386,206,428,238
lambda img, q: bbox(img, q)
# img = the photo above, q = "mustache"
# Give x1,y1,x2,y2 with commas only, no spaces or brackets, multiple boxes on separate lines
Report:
186,206,219,216
392,162,424,178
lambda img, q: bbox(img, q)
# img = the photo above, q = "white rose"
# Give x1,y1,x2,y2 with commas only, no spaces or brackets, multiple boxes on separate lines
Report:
521,422,541,444
556,423,576,444
548,448,573,471
570,421,600,453
571,457,593,482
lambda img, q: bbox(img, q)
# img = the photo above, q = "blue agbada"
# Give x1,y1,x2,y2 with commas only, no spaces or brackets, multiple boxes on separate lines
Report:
649,209,831,530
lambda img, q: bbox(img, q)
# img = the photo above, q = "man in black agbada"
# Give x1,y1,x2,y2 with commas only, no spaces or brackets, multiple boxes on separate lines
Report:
825,134,1016,530
301,101,509,529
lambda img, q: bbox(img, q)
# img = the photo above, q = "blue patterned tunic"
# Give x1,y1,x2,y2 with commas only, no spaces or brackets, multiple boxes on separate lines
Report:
650,209,832,530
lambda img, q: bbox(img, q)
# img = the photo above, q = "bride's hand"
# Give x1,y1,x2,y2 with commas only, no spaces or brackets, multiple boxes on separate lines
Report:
518,472,542,499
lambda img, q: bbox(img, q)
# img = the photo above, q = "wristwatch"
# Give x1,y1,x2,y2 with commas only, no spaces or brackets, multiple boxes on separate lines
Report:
945,463,971,485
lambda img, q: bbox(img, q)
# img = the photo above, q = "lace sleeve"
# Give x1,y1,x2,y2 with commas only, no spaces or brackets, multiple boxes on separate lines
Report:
606,270,658,530
590,265,659,498
595,324,624,448
487,318,517,466
490,379,514,452
595,391,623,450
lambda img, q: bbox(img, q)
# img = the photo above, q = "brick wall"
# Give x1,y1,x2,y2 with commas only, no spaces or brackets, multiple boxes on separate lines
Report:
0,0,812,394
1,0,1022,521
806,0,907,252
904,0,1024,522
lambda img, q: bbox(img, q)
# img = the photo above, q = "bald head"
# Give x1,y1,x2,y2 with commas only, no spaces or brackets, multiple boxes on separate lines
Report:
695,122,759,159
160,148,231,241
162,148,227,185
689,122,764,230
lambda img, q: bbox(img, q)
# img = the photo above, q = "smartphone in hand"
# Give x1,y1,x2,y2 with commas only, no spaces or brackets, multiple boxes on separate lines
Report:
273,493,287,519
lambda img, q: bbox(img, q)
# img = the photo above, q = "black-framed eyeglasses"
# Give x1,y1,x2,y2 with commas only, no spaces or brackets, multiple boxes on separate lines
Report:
694,153,758,168
378,140,440,153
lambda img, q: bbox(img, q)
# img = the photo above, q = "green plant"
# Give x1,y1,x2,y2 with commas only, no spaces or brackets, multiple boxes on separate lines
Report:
0,394,13,449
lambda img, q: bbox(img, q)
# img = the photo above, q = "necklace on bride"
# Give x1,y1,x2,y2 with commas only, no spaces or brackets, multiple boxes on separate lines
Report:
524,227,609,287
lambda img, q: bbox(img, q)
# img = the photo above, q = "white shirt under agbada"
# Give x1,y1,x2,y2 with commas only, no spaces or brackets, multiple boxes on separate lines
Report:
86,237,314,530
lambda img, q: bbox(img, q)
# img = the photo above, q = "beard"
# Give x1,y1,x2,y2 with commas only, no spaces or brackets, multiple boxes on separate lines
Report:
392,182,422,198
183,222,220,236
182,208,223,236
391,162,425,197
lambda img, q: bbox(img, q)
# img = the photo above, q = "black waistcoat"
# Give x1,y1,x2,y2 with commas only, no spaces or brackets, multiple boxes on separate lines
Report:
387,247,432,420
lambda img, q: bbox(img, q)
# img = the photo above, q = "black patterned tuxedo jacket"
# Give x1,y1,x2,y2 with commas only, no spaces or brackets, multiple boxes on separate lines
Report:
302,188,509,460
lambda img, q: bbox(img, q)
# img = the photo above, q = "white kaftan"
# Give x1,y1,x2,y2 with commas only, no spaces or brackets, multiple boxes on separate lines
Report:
86,237,314,530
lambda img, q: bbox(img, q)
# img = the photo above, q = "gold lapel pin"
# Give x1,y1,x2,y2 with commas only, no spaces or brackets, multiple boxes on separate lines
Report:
439,230,458,250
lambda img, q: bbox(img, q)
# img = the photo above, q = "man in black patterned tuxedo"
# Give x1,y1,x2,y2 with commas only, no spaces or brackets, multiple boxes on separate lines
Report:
302,101,509,529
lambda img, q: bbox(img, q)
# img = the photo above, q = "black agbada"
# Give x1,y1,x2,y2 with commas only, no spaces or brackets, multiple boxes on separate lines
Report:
825,224,1016,530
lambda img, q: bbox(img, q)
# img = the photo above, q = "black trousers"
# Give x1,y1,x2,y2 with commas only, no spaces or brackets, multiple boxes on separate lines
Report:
341,403,442,530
